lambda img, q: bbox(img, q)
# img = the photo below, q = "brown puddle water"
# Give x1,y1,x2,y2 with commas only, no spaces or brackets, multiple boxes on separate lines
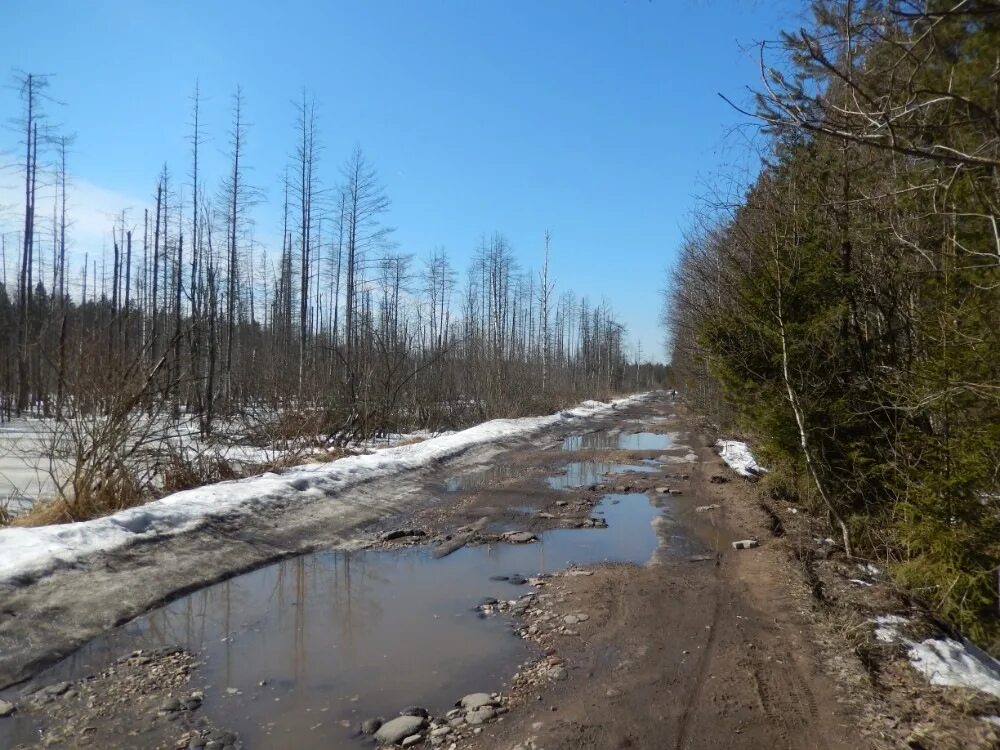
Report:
1,492,668,749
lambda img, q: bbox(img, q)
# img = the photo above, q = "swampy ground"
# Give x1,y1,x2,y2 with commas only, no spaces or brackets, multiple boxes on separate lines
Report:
1,393,993,749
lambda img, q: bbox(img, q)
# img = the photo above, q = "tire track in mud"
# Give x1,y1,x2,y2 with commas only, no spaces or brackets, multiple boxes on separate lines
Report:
672,582,723,750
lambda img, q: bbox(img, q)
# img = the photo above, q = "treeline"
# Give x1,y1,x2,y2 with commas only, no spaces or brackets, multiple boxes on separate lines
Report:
667,1,999,649
1,76,651,442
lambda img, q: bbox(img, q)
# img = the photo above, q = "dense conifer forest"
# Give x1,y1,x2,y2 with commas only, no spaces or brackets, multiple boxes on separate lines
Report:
666,0,1000,649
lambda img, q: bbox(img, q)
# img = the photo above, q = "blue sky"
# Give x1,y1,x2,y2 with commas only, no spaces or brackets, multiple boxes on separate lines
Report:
2,0,802,359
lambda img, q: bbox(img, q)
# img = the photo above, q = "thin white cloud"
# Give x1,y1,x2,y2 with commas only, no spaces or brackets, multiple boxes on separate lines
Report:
0,176,148,293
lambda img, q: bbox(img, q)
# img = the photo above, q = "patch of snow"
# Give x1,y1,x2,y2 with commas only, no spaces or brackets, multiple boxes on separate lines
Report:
0,394,648,585
871,614,1000,699
909,638,1000,699
873,614,908,643
857,562,882,577
716,440,766,477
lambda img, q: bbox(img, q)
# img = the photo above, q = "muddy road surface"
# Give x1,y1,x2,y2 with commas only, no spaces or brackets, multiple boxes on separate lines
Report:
0,394,866,749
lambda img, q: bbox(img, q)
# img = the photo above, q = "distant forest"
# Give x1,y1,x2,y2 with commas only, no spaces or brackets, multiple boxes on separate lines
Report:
667,1,999,649
0,77,664,440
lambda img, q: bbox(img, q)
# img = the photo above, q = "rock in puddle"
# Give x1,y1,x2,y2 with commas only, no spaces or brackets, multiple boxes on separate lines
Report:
503,531,537,544
508,574,528,585
361,717,383,735
0,698,15,717
375,715,428,744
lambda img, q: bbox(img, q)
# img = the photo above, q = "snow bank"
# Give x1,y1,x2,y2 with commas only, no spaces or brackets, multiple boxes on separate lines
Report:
716,440,766,477
871,615,1000,698
0,394,647,585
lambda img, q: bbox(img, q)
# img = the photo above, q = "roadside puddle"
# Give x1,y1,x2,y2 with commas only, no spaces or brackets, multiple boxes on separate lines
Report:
1,495,663,749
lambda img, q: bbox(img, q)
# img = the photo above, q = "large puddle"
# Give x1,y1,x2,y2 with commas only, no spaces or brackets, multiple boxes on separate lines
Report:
546,461,658,490
1,494,663,749
562,431,674,452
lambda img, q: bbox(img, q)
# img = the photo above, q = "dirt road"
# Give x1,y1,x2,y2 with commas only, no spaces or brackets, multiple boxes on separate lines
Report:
0,394,881,748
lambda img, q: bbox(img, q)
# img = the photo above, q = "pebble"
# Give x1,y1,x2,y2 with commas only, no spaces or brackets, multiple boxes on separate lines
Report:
402,734,424,747
546,666,569,681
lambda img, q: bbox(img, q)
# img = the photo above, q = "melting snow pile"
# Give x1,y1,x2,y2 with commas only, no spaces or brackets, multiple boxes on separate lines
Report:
716,440,766,477
873,615,1000,699
0,394,648,586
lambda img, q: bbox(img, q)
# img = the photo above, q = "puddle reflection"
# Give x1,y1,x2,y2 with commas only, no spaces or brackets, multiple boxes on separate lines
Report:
8,495,662,749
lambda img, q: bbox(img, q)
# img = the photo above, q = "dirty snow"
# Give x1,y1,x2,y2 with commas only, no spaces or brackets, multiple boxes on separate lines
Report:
909,638,1000,699
716,440,765,477
871,615,1000,698
873,614,909,643
0,394,647,586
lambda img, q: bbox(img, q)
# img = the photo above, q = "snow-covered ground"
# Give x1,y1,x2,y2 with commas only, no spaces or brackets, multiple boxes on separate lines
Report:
716,439,766,477
0,409,454,520
0,394,647,585
0,419,65,516
873,615,1000,699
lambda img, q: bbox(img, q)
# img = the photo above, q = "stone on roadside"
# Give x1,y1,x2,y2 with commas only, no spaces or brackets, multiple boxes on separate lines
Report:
375,715,428,744
400,706,429,718
732,539,759,550
382,529,427,542
546,666,569,681
695,504,720,512
459,693,495,710
465,706,497,724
